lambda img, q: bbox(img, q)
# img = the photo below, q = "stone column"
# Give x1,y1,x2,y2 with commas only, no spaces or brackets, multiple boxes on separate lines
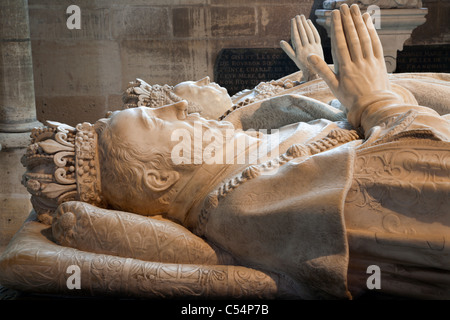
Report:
0,0,40,252
315,0,427,72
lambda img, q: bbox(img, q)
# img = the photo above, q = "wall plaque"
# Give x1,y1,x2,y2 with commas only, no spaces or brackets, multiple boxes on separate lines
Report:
214,48,298,96
214,45,449,96
396,45,450,73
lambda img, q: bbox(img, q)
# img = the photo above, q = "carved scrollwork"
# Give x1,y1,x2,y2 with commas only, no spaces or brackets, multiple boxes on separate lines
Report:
348,140,450,234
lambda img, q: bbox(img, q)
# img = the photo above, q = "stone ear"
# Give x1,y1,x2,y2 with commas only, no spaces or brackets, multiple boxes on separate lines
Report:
144,169,179,192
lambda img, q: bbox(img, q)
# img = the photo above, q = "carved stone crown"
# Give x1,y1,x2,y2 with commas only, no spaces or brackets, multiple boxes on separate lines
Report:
21,120,106,225
122,78,182,109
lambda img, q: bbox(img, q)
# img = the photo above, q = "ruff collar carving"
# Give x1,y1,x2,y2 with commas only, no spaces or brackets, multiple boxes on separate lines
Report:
21,120,106,224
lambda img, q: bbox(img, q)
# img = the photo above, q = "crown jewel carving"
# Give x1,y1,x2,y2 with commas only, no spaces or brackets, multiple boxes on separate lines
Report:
22,121,105,225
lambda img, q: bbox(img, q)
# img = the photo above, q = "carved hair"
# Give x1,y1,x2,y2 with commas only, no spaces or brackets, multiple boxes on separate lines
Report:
96,118,178,215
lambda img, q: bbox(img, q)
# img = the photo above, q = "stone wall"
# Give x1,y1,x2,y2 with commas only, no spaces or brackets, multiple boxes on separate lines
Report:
28,0,449,126
29,0,316,126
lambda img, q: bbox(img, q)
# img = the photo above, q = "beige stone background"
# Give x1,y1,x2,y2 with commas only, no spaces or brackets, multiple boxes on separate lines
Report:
29,0,449,126
0,0,448,256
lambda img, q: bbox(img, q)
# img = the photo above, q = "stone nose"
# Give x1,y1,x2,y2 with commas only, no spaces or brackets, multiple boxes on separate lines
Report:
195,76,210,86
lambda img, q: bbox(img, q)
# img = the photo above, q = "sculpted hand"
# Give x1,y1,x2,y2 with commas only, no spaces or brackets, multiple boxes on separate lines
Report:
280,15,324,82
307,4,404,128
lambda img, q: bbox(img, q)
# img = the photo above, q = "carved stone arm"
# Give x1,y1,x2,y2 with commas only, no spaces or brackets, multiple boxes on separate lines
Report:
52,201,236,266
0,213,302,299
358,90,450,144
224,94,346,131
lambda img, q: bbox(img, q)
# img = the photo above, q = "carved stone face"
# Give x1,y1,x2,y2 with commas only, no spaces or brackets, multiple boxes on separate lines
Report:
109,103,233,149
110,103,192,151
103,102,236,215
108,103,235,170
173,77,232,120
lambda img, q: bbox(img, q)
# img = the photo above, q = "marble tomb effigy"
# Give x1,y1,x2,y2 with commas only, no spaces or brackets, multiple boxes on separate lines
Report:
0,5,449,300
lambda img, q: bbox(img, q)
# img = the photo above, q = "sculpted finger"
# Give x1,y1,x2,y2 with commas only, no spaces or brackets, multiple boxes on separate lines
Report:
350,5,373,58
296,15,308,47
301,15,315,44
308,54,338,90
308,19,321,44
331,9,350,66
280,40,296,60
363,12,383,59
340,4,362,61
291,17,302,49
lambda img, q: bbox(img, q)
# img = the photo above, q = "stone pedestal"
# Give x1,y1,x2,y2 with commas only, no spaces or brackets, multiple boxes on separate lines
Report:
0,0,40,253
315,2,427,72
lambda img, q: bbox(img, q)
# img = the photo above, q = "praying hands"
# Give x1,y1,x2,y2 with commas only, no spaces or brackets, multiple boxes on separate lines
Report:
280,14,324,82
307,4,404,128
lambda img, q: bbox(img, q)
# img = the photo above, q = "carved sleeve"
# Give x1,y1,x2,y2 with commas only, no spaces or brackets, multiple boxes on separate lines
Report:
52,201,236,265
0,218,301,299
358,86,450,145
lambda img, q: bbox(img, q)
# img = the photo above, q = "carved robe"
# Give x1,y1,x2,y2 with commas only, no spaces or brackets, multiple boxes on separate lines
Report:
200,81,450,299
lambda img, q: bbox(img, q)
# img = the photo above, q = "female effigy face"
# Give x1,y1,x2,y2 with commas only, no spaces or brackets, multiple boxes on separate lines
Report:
173,77,233,119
